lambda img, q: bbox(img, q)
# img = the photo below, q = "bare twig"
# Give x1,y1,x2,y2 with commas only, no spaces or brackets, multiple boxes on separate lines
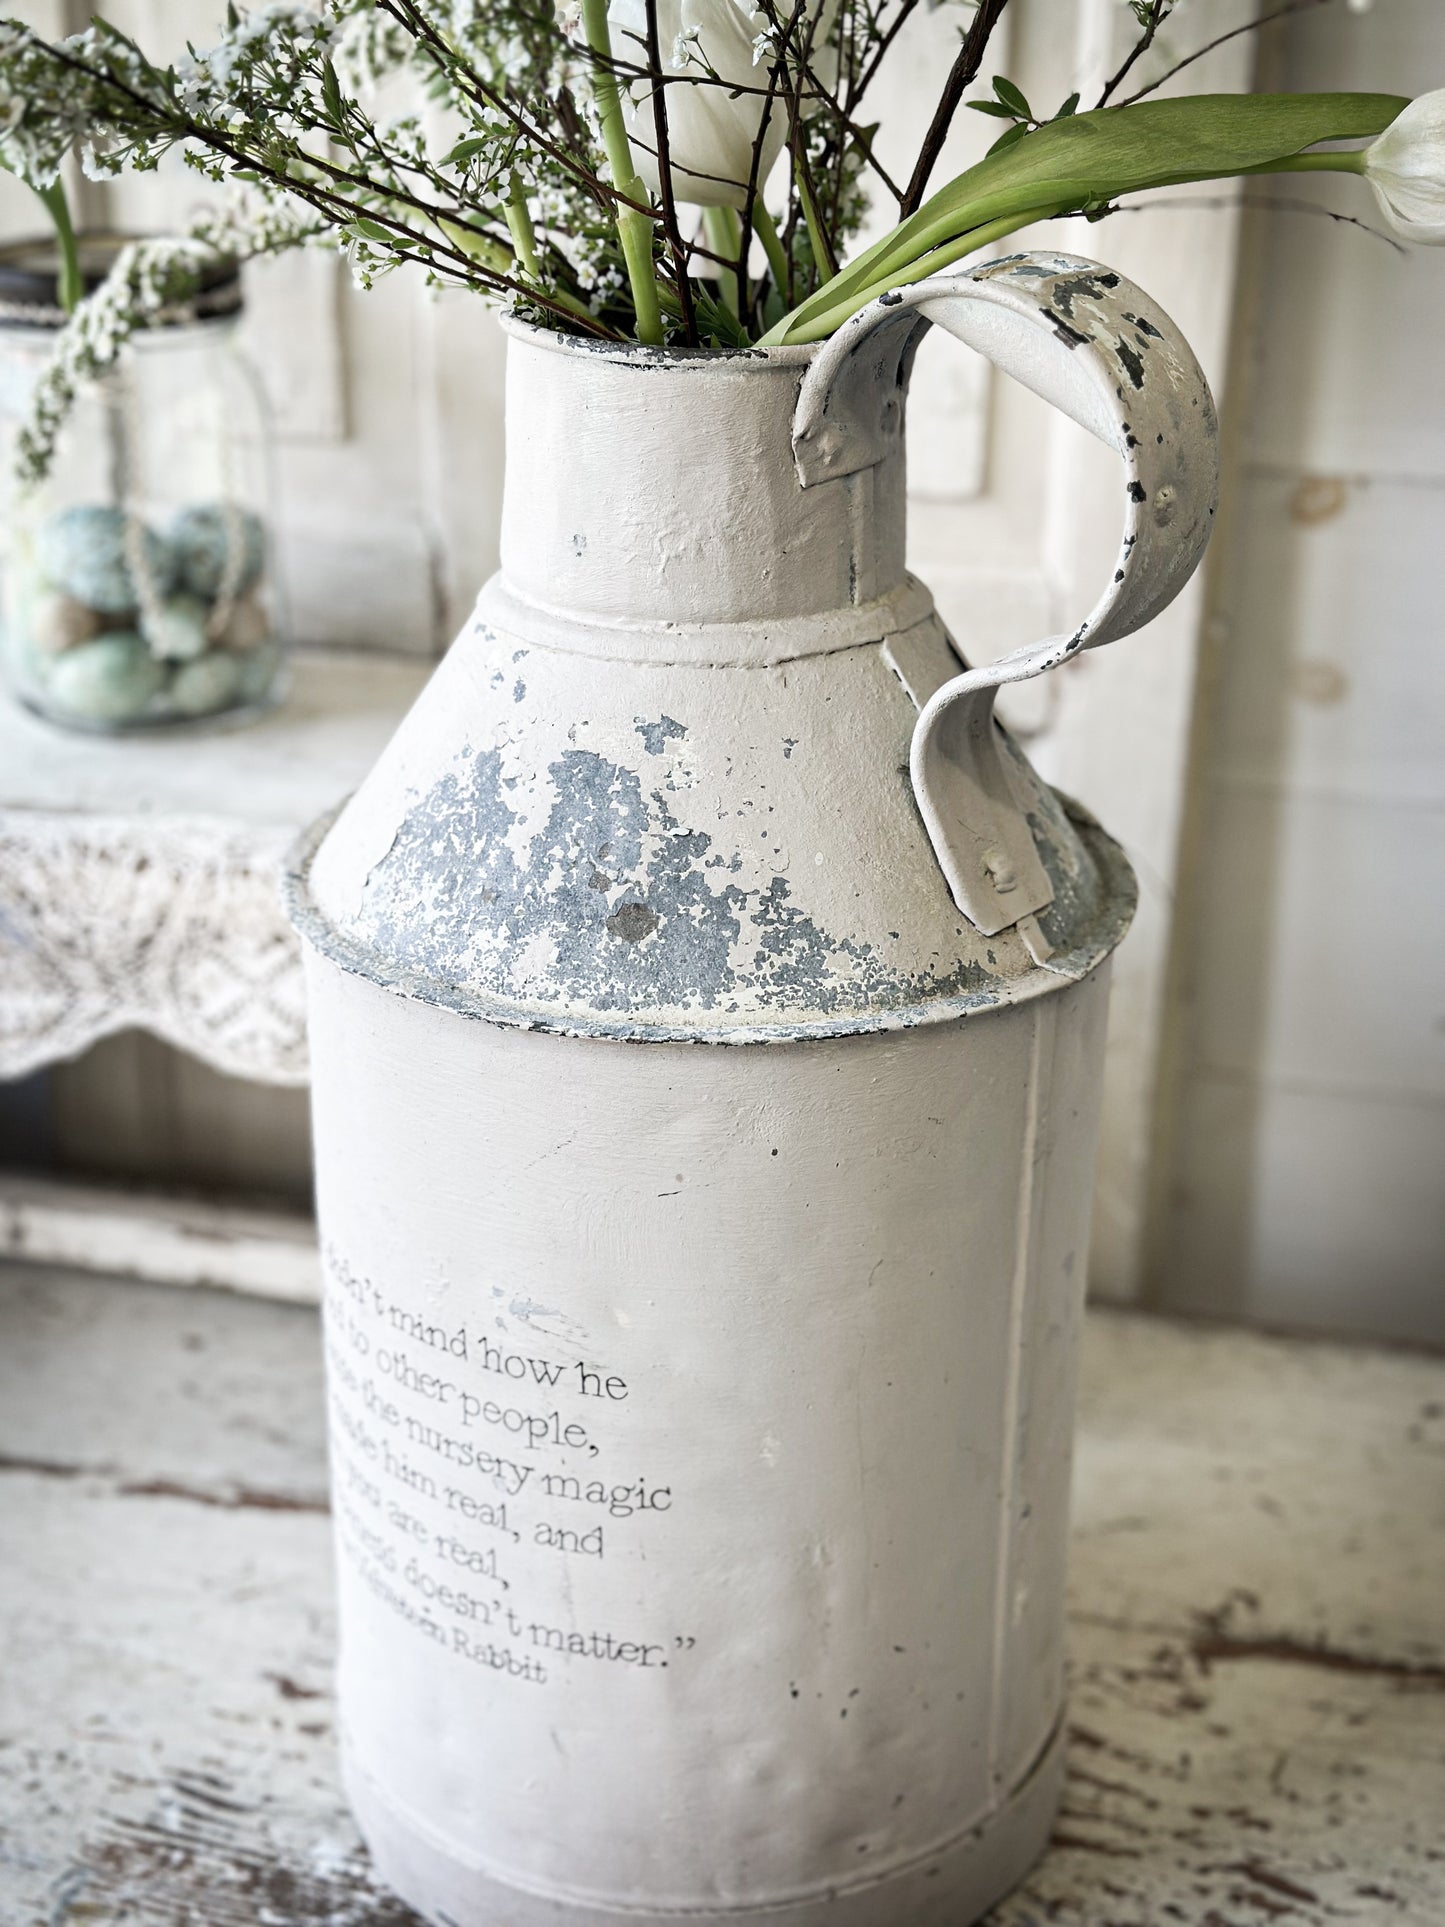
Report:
853,0,923,108
1096,0,1171,109
899,0,1013,217
808,80,904,209
378,0,652,218
35,31,621,336
736,0,824,324
1117,0,1336,107
642,0,699,344
737,47,789,331
747,0,840,283
1108,188,1406,251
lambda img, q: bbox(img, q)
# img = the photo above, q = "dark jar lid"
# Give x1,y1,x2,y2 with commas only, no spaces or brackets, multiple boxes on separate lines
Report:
0,232,243,330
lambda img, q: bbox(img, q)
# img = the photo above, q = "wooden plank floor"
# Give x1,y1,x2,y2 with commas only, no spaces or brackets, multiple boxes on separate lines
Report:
1,1262,1441,1926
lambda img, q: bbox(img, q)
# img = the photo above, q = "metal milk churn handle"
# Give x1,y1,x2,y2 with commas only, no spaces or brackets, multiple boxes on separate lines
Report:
792,253,1220,936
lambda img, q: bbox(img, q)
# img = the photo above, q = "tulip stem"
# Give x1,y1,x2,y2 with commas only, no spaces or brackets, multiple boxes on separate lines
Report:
1255,147,1369,175
579,0,665,345
703,205,743,318
753,202,792,302
796,167,835,291
759,203,1060,345
32,179,82,314
504,172,541,281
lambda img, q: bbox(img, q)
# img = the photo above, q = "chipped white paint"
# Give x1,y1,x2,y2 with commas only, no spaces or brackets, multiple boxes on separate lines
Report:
289,258,1216,1926
793,260,1217,934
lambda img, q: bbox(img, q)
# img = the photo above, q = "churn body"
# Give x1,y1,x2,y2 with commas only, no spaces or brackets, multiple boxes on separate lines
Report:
289,259,1217,1924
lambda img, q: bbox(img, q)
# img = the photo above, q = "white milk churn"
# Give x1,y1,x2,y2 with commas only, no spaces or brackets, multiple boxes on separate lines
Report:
288,253,1218,1927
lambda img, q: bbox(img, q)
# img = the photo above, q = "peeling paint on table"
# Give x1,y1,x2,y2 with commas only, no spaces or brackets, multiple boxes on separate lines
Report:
0,1265,1440,1926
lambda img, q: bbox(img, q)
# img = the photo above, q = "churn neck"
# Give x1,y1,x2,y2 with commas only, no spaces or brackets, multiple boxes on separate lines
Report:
494,319,911,643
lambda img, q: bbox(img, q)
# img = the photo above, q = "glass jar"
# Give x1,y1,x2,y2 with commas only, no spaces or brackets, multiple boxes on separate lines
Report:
0,234,285,732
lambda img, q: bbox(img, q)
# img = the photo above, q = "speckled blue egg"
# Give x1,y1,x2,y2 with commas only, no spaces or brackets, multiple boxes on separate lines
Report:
143,594,212,662
169,649,244,717
216,591,270,653
35,506,176,616
233,637,283,705
31,592,104,656
170,504,266,601
45,633,166,724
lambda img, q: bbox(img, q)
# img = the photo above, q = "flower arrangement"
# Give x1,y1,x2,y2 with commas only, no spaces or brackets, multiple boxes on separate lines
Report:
0,0,1441,479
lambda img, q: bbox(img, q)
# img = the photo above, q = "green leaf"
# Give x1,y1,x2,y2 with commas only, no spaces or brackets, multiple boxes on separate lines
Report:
992,77,1032,120
691,281,750,349
321,59,343,123
988,121,1030,155
345,217,394,244
769,91,1407,344
967,99,1022,120
445,136,491,166
1055,92,1080,119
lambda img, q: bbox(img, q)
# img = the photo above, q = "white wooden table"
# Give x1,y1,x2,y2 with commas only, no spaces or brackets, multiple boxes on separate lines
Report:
1,1268,1440,1926
0,651,430,1299
0,649,430,1087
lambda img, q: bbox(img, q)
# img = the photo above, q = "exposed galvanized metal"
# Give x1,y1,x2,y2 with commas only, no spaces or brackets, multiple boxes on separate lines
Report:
287,255,1218,1927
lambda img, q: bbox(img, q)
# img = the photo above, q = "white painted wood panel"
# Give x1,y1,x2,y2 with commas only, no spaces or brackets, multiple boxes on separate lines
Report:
1163,1078,1445,1346
417,293,509,643
46,1029,314,1199
241,252,348,445
1245,6,1445,481
1152,1,1445,1342
1185,784,1445,1103
1205,473,1445,808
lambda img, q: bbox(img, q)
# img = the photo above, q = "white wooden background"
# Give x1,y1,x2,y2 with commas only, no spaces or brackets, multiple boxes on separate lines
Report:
1147,1,1445,1346
3,1,1439,1336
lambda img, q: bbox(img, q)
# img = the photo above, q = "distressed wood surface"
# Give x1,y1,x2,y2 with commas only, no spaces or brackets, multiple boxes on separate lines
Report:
0,1263,1440,1926
0,1175,319,1304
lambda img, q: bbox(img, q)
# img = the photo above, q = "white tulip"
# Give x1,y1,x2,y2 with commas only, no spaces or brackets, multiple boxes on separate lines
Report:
1362,90,1445,243
607,0,831,209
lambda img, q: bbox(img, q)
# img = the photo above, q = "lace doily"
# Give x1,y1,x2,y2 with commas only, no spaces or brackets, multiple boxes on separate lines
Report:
0,808,308,1085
